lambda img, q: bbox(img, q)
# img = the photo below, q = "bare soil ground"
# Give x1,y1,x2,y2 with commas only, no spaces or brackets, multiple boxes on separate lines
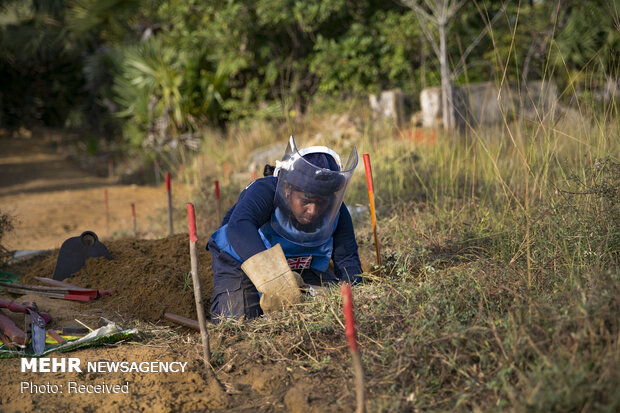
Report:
0,134,170,250
0,133,352,412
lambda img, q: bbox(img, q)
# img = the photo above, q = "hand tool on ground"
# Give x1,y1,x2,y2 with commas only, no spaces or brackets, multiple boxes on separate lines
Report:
241,243,304,312
0,299,51,354
34,276,112,297
0,282,103,301
0,309,27,346
53,231,110,281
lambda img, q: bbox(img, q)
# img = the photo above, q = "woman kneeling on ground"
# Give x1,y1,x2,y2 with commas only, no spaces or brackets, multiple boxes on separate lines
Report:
207,136,363,322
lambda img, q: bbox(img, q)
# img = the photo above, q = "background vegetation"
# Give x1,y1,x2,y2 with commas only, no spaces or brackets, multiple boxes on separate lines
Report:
1,1,617,144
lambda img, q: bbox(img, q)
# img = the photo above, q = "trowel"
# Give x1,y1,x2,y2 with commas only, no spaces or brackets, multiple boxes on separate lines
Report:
0,300,51,354
52,231,110,281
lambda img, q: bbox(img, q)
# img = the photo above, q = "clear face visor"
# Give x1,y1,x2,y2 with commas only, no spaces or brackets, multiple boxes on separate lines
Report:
272,136,358,247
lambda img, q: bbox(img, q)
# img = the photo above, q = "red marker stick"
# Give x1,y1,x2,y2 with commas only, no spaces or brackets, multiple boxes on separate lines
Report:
215,180,221,225
186,203,211,369
131,203,137,238
341,283,365,413
166,172,173,236
363,154,380,267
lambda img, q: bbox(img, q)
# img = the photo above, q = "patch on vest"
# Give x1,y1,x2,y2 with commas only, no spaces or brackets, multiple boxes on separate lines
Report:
287,256,313,270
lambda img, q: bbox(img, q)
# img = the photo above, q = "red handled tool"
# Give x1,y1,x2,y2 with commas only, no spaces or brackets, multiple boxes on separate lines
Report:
0,299,51,353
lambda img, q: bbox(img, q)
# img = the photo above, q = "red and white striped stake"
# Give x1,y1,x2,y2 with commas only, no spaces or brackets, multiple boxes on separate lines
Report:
251,169,258,181
186,203,212,370
341,283,365,413
104,188,110,238
363,154,380,267
131,203,137,238
214,180,221,225
166,172,173,236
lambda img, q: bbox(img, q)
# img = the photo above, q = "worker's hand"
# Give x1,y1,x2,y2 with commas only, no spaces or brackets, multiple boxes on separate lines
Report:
292,271,304,288
241,244,303,313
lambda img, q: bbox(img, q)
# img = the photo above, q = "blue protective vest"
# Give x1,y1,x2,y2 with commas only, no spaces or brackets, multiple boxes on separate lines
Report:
211,209,335,271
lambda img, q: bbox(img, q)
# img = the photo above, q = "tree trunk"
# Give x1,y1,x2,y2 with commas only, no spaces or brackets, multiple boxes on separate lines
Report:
438,20,455,131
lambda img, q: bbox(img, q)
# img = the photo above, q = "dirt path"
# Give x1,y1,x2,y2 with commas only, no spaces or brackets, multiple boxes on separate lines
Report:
0,134,169,250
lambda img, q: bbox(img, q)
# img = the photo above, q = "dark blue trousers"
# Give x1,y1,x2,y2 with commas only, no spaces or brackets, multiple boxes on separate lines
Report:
207,238,338,322
208,238,262,322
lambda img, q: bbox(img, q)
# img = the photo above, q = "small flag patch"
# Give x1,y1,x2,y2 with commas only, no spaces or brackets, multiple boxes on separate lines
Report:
287,256,313,270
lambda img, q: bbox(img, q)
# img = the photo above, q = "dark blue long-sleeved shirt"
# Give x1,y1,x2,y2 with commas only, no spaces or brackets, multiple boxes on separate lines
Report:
216,176,363,281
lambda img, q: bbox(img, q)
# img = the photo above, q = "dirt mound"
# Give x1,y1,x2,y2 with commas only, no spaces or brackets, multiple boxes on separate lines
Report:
15,234,214,323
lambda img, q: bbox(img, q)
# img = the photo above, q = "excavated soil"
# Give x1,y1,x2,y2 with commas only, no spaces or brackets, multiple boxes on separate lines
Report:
0,132,354,412
14,234,215,324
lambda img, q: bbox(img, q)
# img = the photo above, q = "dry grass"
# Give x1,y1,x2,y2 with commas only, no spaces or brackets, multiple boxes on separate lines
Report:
166,94,620,411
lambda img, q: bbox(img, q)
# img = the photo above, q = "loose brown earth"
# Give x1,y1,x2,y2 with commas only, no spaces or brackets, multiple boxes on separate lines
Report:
0,132,352,412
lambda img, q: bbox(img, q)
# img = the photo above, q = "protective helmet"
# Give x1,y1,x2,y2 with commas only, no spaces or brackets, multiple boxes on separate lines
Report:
271,136,358,246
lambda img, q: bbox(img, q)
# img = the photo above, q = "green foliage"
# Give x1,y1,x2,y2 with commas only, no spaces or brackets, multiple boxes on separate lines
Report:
310,11,422,94
0,0,83,127
1,0,618,152
550,0,620,93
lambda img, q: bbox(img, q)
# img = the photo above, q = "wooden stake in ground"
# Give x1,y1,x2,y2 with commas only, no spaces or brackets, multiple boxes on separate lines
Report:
166,172,173,236
186,203,212,367
214,180,221,225
363,154,381,267
104,188,110,238
131,203,137,238
341,283,365,413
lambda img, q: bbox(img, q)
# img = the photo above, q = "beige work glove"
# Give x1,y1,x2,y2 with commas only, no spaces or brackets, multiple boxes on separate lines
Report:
241,244,304,313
